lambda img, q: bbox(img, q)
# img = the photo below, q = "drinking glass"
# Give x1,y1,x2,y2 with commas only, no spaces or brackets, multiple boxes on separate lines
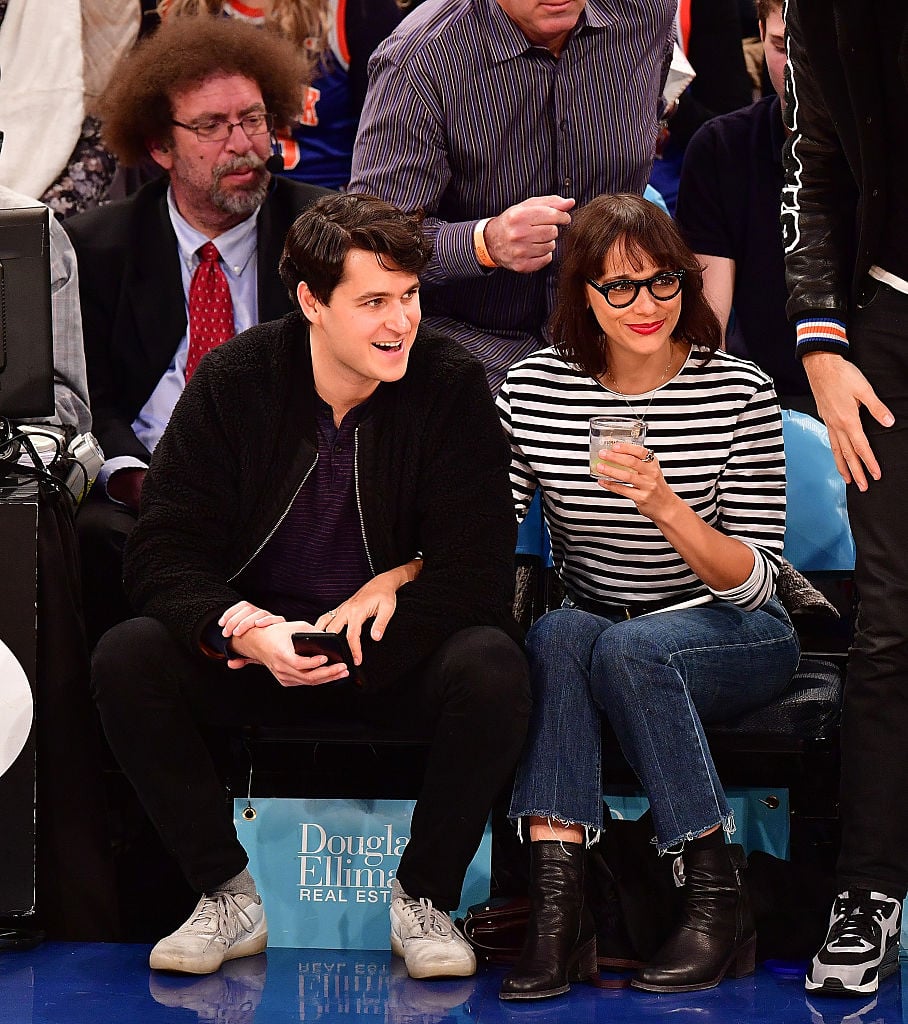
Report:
589,416,647,481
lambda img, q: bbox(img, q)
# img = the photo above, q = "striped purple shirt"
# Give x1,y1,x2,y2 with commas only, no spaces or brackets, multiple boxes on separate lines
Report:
236,397,372,625
349,0,675,392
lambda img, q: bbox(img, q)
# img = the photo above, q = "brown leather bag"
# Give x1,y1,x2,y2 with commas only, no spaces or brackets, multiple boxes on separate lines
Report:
458,814,682,976
457,891,640,989
458,897,530,965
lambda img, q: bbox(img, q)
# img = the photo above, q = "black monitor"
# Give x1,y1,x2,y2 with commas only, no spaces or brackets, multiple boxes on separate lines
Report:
0,206,54,419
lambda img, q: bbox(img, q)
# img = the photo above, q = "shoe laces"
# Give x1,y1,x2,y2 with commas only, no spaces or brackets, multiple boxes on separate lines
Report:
192,892,254,941
401,894,453,939
830,892,892,947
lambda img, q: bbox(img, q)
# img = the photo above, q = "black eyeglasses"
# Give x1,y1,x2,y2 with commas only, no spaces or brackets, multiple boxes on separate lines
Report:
170,111,274,143
586,269,685,308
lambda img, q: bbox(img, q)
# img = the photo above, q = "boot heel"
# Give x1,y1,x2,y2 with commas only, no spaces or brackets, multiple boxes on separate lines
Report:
728,935,756,978
569,935,599,982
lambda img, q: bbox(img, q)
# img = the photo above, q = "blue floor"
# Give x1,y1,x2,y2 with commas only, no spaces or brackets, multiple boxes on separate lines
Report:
1,943,905,1024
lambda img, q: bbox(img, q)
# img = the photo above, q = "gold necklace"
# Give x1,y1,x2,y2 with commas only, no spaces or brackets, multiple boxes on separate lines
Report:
604,348,674,422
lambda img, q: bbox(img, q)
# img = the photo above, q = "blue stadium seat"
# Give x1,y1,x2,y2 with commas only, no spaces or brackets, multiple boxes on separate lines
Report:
782,409,855,573
515,490,552,566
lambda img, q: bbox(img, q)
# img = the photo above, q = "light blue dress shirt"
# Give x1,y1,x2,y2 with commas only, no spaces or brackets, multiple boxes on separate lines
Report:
99,188,261,493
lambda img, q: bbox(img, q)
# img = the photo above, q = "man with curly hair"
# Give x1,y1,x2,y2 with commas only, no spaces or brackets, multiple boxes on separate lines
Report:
64,16,328,648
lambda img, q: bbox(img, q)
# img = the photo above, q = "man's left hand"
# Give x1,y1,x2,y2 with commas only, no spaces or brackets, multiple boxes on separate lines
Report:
218,599,285,668
802,350,894,490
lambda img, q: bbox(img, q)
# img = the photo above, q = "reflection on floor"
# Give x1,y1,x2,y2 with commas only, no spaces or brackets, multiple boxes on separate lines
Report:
0,943,904,1024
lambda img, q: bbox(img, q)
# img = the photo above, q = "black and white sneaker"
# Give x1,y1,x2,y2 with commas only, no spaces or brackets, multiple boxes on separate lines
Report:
805,889,901,997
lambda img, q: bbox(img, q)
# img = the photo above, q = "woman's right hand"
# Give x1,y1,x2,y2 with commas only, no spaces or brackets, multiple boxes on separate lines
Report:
594,442,680,523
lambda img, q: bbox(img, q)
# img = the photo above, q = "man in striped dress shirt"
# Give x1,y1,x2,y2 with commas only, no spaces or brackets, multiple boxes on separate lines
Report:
349,0,676,393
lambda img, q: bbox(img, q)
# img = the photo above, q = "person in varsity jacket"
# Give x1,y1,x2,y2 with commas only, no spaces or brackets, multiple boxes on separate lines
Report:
782,0,908,1000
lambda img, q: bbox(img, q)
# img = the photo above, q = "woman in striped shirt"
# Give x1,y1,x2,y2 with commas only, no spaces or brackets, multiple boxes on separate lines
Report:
497,194,800,1001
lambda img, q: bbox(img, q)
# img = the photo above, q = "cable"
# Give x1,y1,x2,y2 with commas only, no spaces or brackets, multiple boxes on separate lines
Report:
0,417,82,505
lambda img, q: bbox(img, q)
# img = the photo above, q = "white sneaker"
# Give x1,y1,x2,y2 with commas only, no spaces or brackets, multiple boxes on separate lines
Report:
149,892,268,975
389,879,476,980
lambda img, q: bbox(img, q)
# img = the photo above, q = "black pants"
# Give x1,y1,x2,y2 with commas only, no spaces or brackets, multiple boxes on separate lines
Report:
76,492,137,650
92,617,530,911
838,279,908,898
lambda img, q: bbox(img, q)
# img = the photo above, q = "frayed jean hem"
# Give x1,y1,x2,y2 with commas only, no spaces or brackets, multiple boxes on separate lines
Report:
511,811,603,849
654,810,736,855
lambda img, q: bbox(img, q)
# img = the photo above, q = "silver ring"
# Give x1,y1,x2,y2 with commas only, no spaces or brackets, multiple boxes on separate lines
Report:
642,449,656,463
328,609,338,620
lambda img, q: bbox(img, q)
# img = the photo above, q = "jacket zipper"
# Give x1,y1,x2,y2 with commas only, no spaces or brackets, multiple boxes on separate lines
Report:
354,428,376,576
227,455,319,582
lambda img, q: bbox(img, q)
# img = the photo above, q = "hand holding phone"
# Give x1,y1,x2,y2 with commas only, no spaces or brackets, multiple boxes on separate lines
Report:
292,631,356,675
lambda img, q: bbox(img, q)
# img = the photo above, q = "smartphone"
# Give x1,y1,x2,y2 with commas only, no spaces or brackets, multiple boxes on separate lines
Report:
292,631,356,674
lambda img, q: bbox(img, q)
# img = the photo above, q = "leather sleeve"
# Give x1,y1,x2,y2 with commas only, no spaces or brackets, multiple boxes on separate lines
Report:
781,0,858,342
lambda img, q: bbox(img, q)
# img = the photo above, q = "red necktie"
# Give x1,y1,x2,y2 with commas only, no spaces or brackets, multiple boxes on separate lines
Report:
185,241,236,381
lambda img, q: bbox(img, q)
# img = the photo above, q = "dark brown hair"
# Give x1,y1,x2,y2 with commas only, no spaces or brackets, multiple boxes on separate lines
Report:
754,0,782,25
550,193,721,379
279,193,433,307
157,0,327,79
99,16,308,165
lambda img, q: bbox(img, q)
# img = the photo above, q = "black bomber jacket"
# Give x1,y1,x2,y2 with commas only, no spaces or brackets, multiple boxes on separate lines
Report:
124,313,522,692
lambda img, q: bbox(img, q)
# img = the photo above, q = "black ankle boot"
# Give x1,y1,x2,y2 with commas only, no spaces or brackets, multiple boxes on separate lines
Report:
499,841,598,1001
632,842,755,993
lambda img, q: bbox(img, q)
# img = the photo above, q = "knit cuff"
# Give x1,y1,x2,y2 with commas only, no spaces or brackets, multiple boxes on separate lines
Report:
200,620,230,659
795,317,849,358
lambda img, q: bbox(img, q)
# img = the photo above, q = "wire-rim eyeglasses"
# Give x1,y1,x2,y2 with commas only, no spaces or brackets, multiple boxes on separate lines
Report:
170,111,275,143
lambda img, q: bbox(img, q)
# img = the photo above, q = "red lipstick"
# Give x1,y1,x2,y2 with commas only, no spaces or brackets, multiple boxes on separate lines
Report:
627,320,665,335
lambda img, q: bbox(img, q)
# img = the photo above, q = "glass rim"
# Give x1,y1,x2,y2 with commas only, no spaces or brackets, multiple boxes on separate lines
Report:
590,415,646,427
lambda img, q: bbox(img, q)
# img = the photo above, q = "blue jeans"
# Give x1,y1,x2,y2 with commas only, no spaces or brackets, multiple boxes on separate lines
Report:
509,597,800,849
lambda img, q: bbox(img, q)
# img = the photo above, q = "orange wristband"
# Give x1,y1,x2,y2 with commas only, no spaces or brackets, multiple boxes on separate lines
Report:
473,217,497,269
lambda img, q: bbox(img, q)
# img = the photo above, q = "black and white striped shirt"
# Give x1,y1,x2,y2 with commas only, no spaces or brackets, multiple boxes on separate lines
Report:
497,347,786,611
349,0,676,392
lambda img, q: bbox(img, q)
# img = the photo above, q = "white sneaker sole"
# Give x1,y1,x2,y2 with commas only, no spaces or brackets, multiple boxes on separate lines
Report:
390,925,476,979
804,943,899,997
149,929,268,975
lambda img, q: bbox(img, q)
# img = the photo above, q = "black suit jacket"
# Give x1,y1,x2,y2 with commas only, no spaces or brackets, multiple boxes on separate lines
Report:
65,175,328,462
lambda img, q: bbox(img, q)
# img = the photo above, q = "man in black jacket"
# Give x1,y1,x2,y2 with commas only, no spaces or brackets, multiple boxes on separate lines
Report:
64,17,328,646
92,193,530,979
782,0,908,999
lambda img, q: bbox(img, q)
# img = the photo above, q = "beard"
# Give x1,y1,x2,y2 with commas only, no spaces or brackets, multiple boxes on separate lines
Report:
210,153,270,216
